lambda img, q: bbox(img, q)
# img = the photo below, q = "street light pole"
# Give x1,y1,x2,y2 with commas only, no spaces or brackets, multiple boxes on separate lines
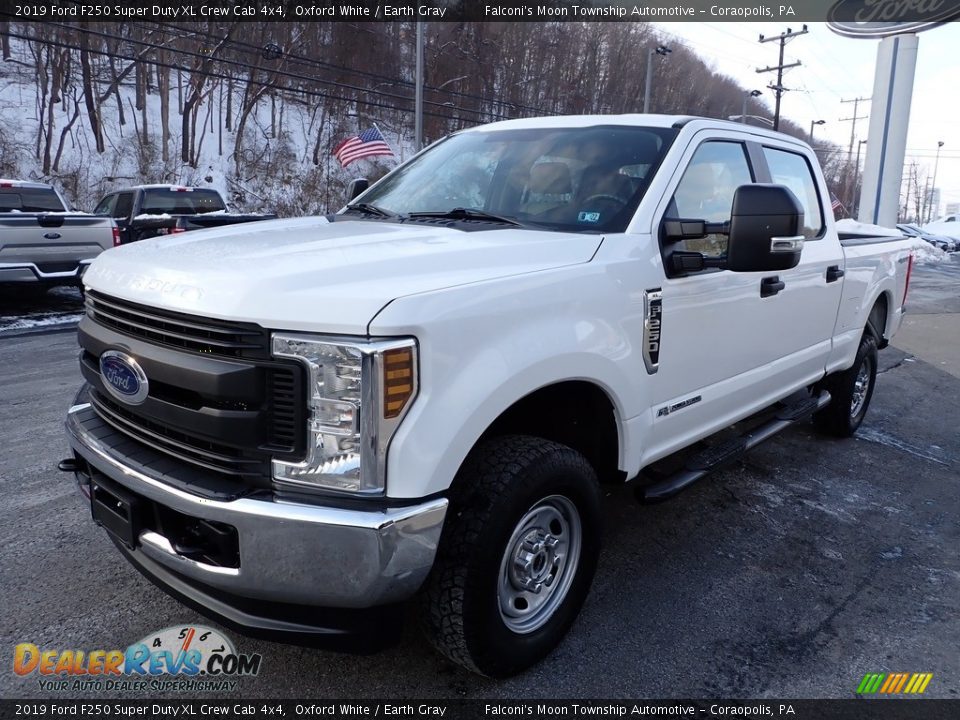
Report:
809,119,825,144
742,90,762,124
927,140,944,223
643,45,671,113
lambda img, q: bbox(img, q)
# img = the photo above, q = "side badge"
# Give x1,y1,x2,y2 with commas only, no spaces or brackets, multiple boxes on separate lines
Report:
643,289,662,375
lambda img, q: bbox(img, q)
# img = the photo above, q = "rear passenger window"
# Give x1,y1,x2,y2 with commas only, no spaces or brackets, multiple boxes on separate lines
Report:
113,193,134,220
762,147,824,238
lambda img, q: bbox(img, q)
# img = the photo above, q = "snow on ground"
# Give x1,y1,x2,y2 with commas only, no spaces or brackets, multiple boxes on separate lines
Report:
0,286,84,333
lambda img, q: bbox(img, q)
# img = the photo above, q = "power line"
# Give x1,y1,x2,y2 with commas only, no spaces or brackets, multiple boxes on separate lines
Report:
134,20,555,117
2,28,487,129
33,21,513,124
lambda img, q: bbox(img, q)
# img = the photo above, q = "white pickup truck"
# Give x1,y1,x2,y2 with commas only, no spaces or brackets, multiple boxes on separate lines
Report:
63,115,914,677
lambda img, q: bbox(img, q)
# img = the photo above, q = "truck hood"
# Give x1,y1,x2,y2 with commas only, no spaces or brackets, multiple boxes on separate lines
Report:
83,216,602,334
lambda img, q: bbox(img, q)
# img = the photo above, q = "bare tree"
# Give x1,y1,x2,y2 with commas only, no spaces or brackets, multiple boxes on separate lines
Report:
79,30,105,153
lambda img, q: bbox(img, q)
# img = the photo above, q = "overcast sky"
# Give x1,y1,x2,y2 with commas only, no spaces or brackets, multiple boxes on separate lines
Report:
656,21,960,219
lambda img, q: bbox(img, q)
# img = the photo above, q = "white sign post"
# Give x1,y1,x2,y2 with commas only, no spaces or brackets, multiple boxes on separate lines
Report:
857,34,919,226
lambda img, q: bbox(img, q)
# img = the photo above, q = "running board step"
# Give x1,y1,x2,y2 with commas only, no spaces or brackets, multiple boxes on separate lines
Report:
637,391,831,503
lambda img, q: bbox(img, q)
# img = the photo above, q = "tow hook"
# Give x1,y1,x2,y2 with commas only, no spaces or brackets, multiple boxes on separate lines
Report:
58,458,82,472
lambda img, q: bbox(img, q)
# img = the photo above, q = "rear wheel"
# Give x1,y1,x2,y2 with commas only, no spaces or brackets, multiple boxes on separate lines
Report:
420,435,601,677
814,333,878,437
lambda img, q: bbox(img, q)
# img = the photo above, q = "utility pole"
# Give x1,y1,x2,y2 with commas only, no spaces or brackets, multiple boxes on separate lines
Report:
757,25,808,131
928,140,944,223
839,96,869,209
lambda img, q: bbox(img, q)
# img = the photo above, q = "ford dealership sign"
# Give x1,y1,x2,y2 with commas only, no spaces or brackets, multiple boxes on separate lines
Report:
828,0,960,37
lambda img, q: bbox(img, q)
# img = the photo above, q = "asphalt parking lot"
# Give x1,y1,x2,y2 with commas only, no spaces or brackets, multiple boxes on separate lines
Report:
2,256,958,700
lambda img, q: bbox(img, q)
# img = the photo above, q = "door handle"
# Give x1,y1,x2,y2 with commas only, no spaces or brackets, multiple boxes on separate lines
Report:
760,276,785,298
826,265,845,283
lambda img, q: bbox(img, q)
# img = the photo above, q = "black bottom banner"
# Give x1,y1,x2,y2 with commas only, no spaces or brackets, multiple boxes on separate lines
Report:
2,700,959,720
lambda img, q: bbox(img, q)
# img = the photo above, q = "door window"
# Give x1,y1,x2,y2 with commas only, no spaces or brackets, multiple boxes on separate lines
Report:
762,147,824,238
669,141,753,257
113,192,134,221
93,194,116,216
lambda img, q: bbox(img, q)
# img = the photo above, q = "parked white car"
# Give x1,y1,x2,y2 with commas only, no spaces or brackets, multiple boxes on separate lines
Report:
924,215,960,241
64,115,914,676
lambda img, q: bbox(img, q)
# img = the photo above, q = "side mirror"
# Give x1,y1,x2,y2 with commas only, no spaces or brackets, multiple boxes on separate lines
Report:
726,184,805,272
346,178,369,202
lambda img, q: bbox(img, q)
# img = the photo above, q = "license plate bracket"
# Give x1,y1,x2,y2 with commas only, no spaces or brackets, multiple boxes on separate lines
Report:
91,475,143,549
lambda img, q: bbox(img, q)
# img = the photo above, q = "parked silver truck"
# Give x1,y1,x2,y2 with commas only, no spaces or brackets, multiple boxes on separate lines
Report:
0,180,118,293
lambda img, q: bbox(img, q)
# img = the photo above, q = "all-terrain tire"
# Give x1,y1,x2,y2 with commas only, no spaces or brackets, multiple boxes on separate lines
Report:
420,435,602,677
813,333,878,437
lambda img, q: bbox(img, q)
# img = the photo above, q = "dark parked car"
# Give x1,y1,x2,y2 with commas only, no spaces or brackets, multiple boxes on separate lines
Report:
896,223,957,252
93,185,276,244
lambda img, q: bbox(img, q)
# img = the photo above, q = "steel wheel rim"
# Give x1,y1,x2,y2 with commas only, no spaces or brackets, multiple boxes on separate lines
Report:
850,359,872,418
497,494,582,635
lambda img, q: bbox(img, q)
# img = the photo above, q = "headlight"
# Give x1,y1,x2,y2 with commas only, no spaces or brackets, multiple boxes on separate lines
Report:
271,334,417,496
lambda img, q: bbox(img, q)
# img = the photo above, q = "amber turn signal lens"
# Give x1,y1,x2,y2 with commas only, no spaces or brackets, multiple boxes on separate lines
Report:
383,347,414,418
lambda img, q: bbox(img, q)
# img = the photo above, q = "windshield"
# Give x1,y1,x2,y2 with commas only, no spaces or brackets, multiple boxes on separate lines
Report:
354,125,677,233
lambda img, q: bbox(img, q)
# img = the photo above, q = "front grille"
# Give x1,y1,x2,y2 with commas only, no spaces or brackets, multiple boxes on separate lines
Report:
267,368,300,450
81,292,307,488
86,290,269,358
90,391,268,479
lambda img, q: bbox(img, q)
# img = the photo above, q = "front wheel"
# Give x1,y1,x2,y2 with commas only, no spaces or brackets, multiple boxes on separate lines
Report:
814,333,878,437
420,435,601,677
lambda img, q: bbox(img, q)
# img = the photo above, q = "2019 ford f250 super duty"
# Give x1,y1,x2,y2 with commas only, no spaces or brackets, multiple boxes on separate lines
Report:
62,115,915,677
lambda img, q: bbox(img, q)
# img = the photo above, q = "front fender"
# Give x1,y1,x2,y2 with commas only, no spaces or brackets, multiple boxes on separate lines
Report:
369,263,645,499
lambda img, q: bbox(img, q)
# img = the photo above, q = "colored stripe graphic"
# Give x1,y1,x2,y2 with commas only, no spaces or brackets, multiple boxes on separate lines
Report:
857,672,932,694
893,673,909,693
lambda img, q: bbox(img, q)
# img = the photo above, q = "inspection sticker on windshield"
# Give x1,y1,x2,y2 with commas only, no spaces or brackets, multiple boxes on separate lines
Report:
578,211,601,223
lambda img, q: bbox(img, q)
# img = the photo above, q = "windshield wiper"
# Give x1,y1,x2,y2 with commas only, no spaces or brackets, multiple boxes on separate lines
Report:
407,207,525,227
344,202,396,218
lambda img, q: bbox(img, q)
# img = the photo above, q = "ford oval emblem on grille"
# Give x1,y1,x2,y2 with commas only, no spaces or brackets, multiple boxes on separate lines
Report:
99,350,149,405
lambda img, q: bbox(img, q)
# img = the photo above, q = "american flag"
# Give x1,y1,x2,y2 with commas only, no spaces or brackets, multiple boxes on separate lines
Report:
831,192,846,216
333,127,395,168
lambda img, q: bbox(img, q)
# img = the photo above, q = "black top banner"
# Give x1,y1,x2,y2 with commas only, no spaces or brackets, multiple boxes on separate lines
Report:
2,0,960,24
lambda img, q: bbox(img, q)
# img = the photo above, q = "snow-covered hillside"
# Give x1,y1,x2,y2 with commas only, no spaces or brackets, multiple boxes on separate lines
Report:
0,35,407,216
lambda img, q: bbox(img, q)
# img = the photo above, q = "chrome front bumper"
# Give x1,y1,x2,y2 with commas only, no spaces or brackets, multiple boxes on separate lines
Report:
65,403,448,610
